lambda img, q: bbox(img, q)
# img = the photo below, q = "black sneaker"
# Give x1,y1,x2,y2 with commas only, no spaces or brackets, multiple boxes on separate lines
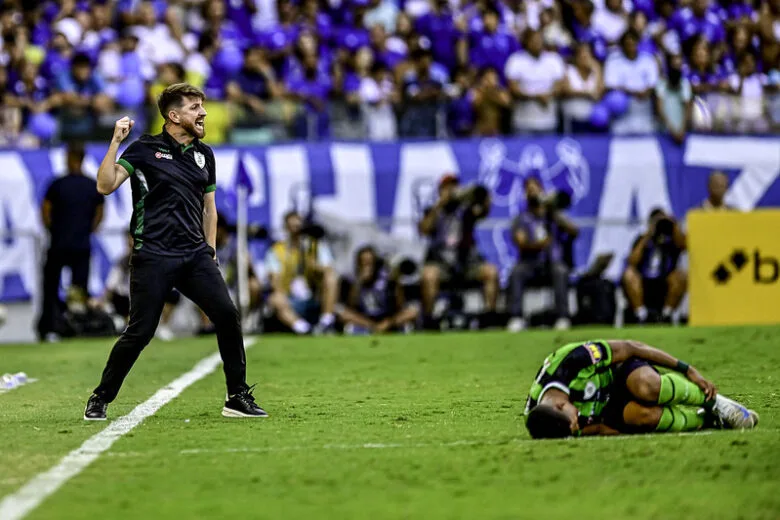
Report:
84,394,108,421
222,385,268,418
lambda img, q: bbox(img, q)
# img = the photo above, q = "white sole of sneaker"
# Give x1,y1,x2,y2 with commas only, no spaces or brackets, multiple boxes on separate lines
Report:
83,415,107,421
221,407,268,418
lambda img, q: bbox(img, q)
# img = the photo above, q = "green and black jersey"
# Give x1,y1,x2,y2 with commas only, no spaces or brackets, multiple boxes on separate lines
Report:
117,129,216,256
525,340,614,425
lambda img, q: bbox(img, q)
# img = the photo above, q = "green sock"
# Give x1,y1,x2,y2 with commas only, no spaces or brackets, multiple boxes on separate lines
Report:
658,373,707,406
655,405,705,433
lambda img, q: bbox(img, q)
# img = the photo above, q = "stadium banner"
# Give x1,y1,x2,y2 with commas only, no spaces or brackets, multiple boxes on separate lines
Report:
688,209,780,327
1,134,779,302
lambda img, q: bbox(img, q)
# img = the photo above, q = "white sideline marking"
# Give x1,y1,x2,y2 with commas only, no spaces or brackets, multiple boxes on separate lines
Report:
0,338,257,520
102,430,718,459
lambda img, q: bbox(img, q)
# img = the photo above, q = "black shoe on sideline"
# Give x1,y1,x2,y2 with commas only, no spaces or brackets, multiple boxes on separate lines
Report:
84,394,108,421
222,385,269,418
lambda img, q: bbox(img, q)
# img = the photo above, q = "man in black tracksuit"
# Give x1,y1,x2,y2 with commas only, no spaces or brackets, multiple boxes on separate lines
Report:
84,83,267,420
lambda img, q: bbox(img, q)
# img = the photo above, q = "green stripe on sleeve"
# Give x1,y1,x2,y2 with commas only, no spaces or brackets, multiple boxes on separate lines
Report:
205,184,217,193
117,158,135,175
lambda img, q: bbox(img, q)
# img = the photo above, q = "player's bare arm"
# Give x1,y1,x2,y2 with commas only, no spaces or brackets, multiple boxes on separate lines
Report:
607,339,716,399
203,191,218,257
97,116,134,195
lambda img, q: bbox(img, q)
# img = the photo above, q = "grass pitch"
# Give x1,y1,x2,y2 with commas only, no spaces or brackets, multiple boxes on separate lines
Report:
1,326,779,520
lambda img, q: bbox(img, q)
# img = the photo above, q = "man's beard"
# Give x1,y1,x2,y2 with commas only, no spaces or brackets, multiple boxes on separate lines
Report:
182,119,206,139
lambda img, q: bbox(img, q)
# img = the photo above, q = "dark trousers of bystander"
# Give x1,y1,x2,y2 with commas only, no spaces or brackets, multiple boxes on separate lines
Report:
37,247,91,340
93,247,249,402
507,261,570,319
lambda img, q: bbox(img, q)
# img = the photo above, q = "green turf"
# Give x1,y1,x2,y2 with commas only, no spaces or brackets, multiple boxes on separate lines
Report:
1,326,780,520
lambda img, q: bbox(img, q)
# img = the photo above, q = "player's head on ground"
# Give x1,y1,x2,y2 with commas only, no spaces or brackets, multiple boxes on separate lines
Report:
527,388,579,439
526,404,574,439
158,83,207,140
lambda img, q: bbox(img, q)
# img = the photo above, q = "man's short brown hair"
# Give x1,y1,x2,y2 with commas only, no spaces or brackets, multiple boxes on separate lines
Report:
157,83,205,120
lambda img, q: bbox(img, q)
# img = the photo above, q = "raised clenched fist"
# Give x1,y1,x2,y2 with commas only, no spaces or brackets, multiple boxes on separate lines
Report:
112,116,135,144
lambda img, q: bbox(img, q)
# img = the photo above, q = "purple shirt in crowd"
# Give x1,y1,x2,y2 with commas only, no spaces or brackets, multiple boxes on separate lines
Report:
469,29,518,74
669,7,726,44
415,11,463,70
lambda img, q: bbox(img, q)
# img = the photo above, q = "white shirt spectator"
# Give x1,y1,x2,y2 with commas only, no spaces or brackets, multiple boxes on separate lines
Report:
365,0,399,33
184,52,212,88
592,8,627,43
562,64,600,122
98,47,155,99
251,0,279,32
604,51,659,134
504,50,565,131
520,0,555,31
729,72,768,131
359,76,398,140
403,0,430,18
655,77,692,133
131,23,187,68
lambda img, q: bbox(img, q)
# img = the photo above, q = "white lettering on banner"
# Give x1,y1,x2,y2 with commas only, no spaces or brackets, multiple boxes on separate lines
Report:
391,142,460,239
240,152,266,207
589,137,673,281
315,144,376,222
684,136,780,210
266,145,310,232
0,153,44,299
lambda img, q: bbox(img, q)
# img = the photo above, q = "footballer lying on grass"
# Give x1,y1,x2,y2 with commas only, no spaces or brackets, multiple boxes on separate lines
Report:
525,339,759,438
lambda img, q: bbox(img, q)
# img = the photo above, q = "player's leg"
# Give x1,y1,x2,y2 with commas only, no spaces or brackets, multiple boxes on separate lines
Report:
621,265,646,322
86,254,174,419
662,268,687,320
507,262,533,331
622,401,705,433
621,358,757,429
622,358,709,407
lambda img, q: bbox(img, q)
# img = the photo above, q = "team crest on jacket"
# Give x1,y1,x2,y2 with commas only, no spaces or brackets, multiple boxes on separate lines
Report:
194,151,206,169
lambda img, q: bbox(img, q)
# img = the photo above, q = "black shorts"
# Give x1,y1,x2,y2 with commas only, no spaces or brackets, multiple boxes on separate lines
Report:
602,357,658,432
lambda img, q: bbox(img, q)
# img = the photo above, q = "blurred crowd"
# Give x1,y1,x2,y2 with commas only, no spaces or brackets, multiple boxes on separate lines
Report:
0,0,778,146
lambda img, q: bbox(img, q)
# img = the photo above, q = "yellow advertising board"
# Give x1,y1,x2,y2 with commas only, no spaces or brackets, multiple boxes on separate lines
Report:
688,209,780,326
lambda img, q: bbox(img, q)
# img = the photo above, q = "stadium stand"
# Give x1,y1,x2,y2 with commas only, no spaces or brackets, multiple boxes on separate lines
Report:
0,0,777,145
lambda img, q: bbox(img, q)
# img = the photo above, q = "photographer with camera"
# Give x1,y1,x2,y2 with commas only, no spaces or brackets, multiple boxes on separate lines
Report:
622,208,687,324
337,246,420,334
507,176,578,332
418,174,498,329
265,210,339,335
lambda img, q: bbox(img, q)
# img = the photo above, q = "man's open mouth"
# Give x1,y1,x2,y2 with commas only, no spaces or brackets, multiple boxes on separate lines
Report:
195,119,205,130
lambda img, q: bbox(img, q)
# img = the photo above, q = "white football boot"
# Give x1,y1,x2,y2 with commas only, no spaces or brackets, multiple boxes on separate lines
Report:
712,394,757,429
